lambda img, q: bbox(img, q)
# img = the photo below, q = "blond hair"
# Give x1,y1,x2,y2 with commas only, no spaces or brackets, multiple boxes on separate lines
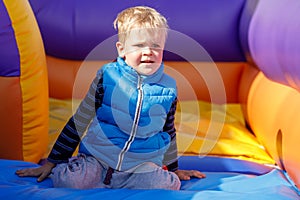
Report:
113,6,169,43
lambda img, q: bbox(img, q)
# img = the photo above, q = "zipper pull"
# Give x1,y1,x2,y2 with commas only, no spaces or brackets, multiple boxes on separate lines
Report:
137,75,143,89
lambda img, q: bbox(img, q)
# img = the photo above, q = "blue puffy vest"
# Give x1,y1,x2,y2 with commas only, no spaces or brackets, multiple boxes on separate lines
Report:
81,57,177,171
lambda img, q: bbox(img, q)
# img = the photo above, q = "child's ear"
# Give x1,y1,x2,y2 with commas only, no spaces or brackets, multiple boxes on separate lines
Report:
116,42,125,57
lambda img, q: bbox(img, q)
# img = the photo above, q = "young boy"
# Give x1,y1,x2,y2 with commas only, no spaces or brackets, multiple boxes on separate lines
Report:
16,6,205,190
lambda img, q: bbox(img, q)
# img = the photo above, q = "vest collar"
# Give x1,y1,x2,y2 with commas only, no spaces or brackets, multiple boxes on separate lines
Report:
117,57,164,84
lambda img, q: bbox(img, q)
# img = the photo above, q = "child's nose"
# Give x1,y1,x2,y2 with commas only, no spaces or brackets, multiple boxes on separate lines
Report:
142,47,153,55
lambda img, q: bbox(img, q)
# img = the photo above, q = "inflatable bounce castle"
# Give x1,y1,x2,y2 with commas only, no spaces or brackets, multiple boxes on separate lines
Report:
0,0,300,199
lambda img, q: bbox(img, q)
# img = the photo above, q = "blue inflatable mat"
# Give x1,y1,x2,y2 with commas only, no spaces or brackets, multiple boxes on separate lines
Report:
0,156,299,199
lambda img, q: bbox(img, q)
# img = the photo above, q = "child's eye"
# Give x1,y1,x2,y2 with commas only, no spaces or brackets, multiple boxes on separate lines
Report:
135,44,144,48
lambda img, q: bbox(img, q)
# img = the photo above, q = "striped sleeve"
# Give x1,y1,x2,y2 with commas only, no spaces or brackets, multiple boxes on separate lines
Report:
162,98,179,172
47,73,104,164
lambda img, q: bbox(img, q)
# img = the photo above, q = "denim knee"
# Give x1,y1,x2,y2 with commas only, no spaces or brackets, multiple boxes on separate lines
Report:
51,154,102,189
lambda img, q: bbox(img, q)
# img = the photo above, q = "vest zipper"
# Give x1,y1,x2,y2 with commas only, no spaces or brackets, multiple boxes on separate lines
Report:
116,75,143,171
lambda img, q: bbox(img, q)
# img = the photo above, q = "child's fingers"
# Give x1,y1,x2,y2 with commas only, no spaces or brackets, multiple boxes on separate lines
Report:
37,171,51,182
15,168,41,177
189,170,206,178
15,168,29,176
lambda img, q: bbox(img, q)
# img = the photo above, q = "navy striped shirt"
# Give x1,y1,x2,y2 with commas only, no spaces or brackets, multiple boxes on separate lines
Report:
48,73,179,172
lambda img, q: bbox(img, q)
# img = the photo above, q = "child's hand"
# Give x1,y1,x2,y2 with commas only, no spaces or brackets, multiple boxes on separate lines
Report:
174,169,206,180
15,161,56,182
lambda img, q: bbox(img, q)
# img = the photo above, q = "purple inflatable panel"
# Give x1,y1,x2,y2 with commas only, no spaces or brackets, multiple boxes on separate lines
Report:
249,0,300,91
28,0,247,61
0,1,20,77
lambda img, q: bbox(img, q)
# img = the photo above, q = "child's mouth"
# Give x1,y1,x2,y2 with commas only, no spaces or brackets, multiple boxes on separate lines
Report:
141,60,154,63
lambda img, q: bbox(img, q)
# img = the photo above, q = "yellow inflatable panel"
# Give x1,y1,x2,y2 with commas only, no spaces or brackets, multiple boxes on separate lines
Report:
47,98,274,165
176,100,274,164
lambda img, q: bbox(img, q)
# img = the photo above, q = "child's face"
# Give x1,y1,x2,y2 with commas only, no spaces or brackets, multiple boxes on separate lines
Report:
116,28,166,76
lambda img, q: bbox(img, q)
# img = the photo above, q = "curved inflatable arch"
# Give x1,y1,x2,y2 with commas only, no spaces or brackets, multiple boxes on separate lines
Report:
0,0,48,162
247,0,300,188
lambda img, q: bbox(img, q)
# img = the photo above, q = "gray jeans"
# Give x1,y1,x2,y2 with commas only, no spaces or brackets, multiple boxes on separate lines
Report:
51,154,181,190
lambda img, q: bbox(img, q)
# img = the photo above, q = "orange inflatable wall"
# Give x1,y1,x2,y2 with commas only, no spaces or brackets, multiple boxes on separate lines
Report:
247,73,300,188
46,55,248,104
